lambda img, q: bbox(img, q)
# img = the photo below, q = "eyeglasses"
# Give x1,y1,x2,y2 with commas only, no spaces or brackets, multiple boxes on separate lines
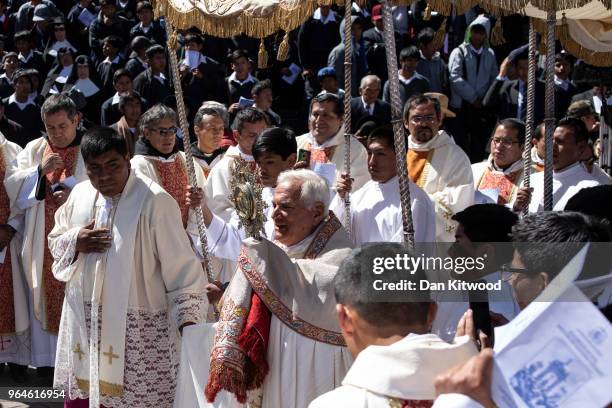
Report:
149,126,178,137
492,138,521,148
501,263,532,282
409,115,436,124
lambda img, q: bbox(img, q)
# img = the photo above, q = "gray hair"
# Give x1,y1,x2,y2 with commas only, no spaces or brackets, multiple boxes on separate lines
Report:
276,169,330,214
200,101,229,128
139,103,177,134
41,93,78,121
360,75,381,90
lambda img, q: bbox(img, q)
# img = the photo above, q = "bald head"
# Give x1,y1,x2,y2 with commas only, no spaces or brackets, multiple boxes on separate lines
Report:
359,75,382,105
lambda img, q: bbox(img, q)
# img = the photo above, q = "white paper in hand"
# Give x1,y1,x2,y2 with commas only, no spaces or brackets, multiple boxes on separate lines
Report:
281,63,302,85
492,245,612,408
238,97,254,108
78,8,96,27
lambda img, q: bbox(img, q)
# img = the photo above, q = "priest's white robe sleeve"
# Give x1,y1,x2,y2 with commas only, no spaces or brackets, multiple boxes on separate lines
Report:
429,152,474,217
204,212,245,262
14,167,40,210
151,192,210,327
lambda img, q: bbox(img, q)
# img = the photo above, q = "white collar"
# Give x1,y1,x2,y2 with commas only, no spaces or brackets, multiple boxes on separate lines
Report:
313,8,336,24
225,144,254,161
111,92,121,105
56,65,73,83
228,72,255,86
488,155,523,175
554,161,584,178
342,334,476,400
18,50,33,62
554,75,570,90
137,56,148,67
531,146,544,166
74,78,100,97
103,55,121,65
118,0,128,7
0,72,11,83
8,93,36,109
398,71,416,85
307,126,345,149
468,44,484,55
408,129,452,151
361,96,375,110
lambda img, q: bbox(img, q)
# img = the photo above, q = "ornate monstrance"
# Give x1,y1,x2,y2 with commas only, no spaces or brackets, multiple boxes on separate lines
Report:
229,159,267,239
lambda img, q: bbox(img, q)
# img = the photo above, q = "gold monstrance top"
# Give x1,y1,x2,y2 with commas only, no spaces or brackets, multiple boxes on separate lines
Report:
229,158,267,239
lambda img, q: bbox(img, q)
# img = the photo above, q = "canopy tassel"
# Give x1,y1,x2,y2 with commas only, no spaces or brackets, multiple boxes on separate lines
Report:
491,17,505,46
258,39,268,69
423,3,432,21
276,32,290,62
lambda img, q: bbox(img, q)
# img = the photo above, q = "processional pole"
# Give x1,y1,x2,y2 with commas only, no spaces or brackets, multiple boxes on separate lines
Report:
343,0,353,241
598,98,610,176
522,18,537,216
543,3,557,211
163,20,215,284
380,0,415,249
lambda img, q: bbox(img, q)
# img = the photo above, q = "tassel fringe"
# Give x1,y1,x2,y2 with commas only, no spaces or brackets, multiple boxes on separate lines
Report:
423,4,432,20
491,18,505,46
258,39,268,69
205,361,247,404
276,32,290,62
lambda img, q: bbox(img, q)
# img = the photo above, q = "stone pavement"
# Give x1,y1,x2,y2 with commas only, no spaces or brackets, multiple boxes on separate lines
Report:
0,365,62,408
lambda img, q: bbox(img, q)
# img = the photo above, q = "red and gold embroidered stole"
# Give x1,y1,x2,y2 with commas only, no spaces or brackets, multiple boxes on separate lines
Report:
42,143,79,334
0,146,16,334
407,149,434,187
477,167,522,205
152,156,189,228
305,142,337,165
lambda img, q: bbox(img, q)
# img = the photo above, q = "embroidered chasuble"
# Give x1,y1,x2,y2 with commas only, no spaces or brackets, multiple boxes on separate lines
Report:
0,147,16,334
50,171,207,408
42,143,79,334
405,131,474,242
152,157,189,227
306,142,337,165
476,164,523,205
206,213,353,407
0,136,28,366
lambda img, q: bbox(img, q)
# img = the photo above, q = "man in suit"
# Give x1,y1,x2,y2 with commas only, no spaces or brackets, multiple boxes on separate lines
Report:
572,85,610,116
553,53,578,121
483,47,544,124
350,75,391,133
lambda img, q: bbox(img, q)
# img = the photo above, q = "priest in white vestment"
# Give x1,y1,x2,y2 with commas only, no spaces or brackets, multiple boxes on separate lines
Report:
0,132,30,375
5,95,89,369
191,104,228,178
329,126,436,245
204,107,268,222
404,95,474,242
296,93,369,192
528,118,605,212
49,128,207,408
204,170,353,408
129,104,207,258
199,127,297,267
309,243,477,407
471,119,531,211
